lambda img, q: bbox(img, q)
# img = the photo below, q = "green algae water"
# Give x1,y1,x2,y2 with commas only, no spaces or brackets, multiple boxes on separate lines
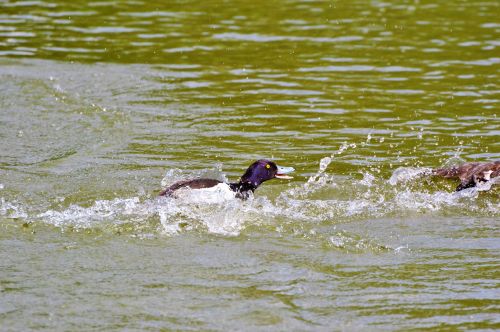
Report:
1,0,499,330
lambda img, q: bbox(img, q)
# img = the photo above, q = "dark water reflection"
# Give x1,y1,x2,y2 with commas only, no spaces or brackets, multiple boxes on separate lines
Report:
0,0,499,330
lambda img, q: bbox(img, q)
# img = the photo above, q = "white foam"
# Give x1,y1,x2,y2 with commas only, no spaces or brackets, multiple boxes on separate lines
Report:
3,155,498,239
37,197,146,228
0,197,28,219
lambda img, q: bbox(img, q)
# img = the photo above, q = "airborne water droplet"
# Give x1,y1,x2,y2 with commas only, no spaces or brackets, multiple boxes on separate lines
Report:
319,156,332,172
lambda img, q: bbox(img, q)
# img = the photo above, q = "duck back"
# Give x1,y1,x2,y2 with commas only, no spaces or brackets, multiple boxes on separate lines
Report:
159,178,222,197
433,161,500,191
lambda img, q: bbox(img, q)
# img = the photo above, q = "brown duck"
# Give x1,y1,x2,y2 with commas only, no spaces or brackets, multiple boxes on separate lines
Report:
433,161,500,191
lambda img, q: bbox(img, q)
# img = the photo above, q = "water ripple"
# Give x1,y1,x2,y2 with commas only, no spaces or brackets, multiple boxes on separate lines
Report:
298,65,422,73
212,32,363,43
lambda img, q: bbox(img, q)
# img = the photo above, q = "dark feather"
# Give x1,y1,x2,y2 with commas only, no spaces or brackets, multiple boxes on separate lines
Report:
159,178,222,197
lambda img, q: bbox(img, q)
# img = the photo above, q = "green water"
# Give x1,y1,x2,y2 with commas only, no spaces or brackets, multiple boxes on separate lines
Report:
1,0,499,330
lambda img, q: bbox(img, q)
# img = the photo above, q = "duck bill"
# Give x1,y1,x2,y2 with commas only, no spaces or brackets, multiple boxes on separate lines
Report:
275,165,295,179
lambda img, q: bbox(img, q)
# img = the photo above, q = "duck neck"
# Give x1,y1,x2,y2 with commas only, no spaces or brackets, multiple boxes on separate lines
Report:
229,181,257,199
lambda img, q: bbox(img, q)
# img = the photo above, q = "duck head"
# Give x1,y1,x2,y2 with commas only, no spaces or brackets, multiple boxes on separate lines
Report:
239,159,295,188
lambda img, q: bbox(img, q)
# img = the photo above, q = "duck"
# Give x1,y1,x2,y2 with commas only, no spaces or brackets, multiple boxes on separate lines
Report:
159,159,295,199
432,161,499,191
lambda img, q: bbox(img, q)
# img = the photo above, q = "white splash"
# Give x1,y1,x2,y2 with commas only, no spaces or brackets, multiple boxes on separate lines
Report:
389,167,433,186
2,155,497,241
299,142,358,196
172,183,237,203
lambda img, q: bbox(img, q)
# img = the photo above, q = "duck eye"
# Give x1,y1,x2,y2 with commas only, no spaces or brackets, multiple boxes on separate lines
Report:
265,164,271,169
